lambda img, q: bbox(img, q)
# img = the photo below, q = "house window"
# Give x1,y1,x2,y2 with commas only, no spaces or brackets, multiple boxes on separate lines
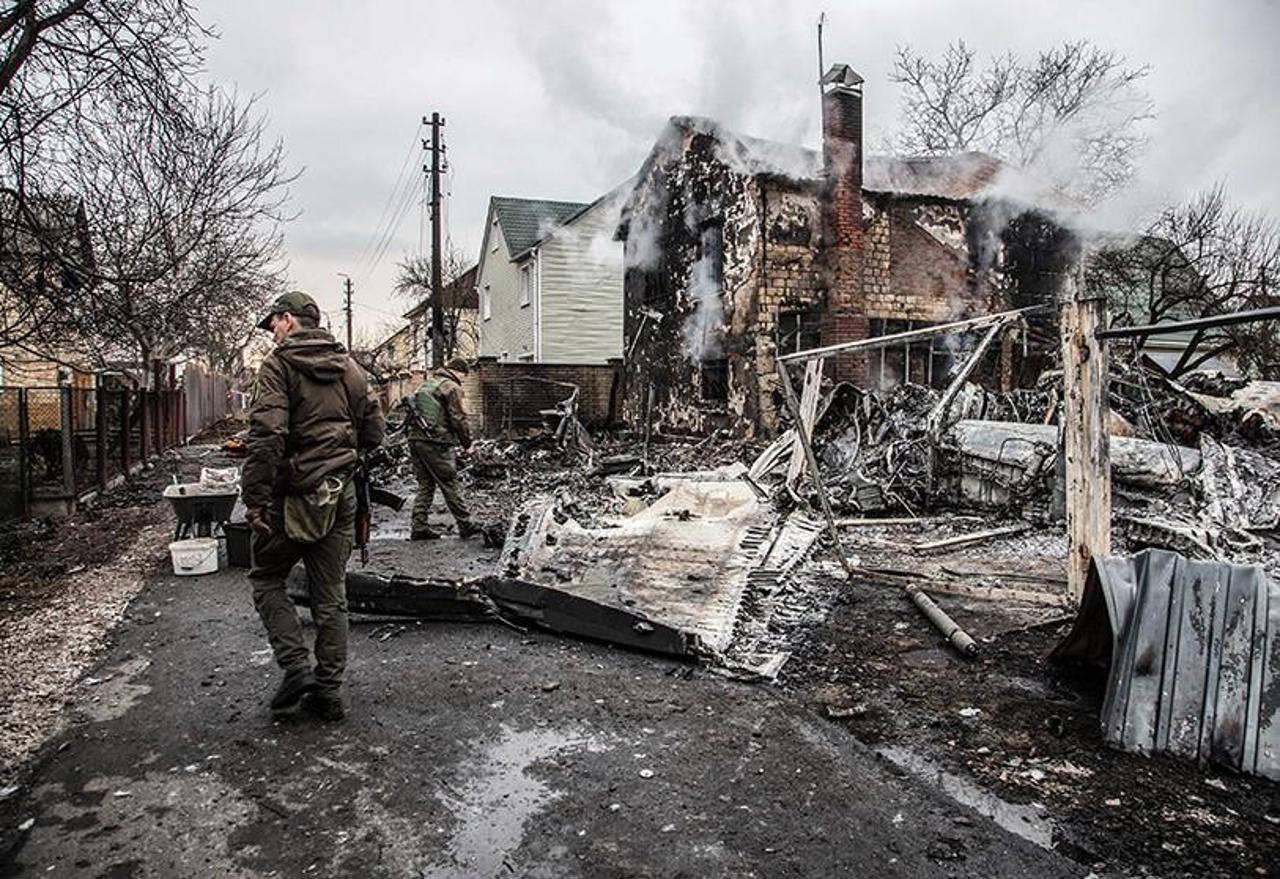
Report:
519,263,532,308
481,284,492,321
700,358,729,404
777,310,822,355
868,318,956,390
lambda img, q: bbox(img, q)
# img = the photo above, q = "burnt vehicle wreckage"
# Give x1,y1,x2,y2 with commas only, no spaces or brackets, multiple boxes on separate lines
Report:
280,295,1280,790
277,65,1280,807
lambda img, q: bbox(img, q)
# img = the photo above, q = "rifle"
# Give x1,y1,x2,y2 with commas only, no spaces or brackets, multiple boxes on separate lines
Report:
398,397,431,435
353,457,372,564
352,453,407,565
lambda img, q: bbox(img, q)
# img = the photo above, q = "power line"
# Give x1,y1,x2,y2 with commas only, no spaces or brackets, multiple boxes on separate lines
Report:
356,121,424,276
359,178,419,287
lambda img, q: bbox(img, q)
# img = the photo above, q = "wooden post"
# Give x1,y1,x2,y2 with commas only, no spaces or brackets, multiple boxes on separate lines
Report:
119,390,132,476
95,386,108,490
17,389,30,518
1059,247,1111,602
777,361,854,577
785,359,823,486
59,387,75,498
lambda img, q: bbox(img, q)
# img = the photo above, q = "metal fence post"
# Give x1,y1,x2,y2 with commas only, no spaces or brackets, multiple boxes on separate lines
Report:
59,386,75,498
140,390,151,462
17,389,30,518
120,390,131,476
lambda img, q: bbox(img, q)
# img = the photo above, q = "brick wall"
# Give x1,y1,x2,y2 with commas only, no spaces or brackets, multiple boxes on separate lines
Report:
820,82,868,386
460,359,622,437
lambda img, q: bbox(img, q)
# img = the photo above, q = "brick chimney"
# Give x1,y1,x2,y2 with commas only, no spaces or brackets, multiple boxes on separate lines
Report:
819,63,868,384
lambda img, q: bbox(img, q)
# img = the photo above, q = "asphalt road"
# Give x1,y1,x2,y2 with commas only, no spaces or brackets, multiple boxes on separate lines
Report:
0,547,1084,878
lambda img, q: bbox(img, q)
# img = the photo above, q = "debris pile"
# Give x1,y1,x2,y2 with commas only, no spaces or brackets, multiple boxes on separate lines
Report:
781,370,1280,578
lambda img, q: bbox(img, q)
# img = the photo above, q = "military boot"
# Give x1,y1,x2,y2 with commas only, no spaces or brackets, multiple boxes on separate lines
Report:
270,664,316,713
410,527,441,540
457,520,482,540
302,690,346,722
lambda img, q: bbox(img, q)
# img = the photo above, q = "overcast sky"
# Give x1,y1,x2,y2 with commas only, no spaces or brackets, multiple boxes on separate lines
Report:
202,0,1280,341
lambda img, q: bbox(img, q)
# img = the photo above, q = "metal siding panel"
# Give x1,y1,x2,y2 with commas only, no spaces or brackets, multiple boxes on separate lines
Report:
1095,556,1137,742
1118,552,1174,754
537,203,623,364
1210,567,1256,768
1167,560,1215,761
1065,549,1279,779
1256,588,1280,779
1153,555,1187,754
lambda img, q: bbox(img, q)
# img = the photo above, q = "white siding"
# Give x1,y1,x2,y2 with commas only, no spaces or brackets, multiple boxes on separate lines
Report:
476,219,536,361
538,200,624,363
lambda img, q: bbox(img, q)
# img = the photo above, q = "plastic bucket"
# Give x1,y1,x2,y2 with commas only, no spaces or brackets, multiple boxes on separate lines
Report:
169,538,219,576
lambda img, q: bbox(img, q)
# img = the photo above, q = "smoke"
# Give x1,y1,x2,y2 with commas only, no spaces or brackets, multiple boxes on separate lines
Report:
681,240,724,363
532,181,634,267
669,116,822,182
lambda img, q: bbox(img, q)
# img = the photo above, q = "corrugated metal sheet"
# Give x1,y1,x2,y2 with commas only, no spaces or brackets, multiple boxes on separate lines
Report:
1051,549,1279,780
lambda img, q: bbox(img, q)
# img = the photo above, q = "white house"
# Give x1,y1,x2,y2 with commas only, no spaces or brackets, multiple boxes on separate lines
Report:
476,190,625,364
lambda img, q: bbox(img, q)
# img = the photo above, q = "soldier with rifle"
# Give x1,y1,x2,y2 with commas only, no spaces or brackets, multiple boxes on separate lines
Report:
242,291,385,721
403,357,478,540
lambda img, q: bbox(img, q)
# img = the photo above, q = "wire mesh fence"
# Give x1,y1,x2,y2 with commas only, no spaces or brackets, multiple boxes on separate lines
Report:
0,388,23,521
0,375,233,523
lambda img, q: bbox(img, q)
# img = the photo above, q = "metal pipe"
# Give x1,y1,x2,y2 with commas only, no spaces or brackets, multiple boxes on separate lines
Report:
907,586,978,657
1096,306,1280,340
778,305,1049,364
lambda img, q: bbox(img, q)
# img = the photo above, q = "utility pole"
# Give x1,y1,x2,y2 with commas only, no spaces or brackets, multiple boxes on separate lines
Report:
340,274,354,352
425,112,446,368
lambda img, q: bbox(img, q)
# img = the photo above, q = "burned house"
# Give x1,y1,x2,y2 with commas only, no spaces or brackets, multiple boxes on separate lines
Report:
617,63,1076,435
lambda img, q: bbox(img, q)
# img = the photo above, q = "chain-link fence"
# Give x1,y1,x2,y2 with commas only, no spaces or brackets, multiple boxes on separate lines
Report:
0,378,231,523
0,388,23,521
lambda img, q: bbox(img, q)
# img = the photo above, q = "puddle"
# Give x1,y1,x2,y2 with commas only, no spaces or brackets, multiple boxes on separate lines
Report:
424,724,609,878
876,744,1061,851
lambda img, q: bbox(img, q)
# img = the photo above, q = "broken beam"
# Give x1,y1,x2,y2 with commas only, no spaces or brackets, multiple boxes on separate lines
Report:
927,318,1011,438
1096,305,1280,339
776,361,855,577
777,305,1048,364
1060,250,1111,603
914,524,1029,553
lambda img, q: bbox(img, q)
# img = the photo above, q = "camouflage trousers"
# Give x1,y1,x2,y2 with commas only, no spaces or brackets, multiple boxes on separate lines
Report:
248,479,356,693
410,440,471,531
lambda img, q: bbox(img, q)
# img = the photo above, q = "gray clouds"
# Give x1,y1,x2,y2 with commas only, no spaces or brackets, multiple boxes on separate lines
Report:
200,0,1280,337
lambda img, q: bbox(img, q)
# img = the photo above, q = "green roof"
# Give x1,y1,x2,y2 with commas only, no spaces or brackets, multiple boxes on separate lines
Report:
491,196,587,259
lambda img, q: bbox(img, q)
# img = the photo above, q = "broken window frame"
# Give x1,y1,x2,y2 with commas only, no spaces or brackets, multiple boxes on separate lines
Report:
868,318,957,390
699,357,729,404
777,309,822,355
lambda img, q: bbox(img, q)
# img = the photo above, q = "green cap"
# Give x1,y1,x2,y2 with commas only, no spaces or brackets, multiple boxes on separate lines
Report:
445,357,470,375
257,290,319,330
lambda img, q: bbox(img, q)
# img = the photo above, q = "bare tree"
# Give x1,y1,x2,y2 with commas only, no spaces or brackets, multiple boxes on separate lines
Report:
1088,184,1280,379
393,244,477,362
0,1,292,375
890,40,1154,204
0,0,204,266
61,87,292,381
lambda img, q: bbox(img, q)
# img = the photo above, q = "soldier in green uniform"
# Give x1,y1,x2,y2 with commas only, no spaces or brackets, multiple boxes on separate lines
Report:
242,291,385,721
405,357,478,540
